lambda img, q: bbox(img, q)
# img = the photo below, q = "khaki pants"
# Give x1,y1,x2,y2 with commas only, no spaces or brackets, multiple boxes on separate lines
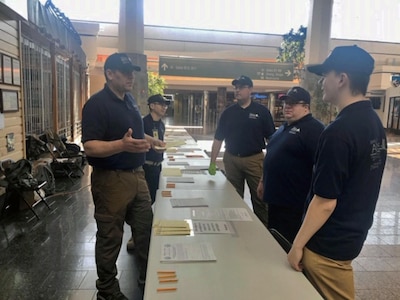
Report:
91,168,153,295
223,151,268,227
303,247,355,300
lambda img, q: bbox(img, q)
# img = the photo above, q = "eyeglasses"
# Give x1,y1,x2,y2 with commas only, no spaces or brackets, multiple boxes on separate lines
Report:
154,102,168,107
283,101,308,106
234,85,250,90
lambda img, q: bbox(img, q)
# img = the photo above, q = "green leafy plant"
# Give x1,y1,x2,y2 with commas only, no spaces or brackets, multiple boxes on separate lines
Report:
277,26,307,81
148,72,167,96
277,25,333,124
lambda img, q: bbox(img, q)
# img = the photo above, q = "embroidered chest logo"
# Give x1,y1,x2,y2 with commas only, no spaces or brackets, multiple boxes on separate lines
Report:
289,127,301,134
249,113,259,119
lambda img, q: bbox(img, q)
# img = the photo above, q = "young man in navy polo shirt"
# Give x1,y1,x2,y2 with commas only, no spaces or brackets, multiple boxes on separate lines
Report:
287,46,387,299
209,75,275,228
142,94,169,203
257,86,324,243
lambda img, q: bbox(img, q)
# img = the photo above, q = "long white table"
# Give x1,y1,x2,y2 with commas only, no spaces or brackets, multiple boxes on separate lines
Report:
144,188,322,300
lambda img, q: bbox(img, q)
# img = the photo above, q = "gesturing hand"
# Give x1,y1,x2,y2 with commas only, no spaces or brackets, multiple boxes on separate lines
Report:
122,128,151,153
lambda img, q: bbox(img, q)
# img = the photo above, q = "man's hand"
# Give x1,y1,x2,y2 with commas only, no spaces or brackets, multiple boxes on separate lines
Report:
122,128,151,153
208,162,216,175
287,246,304,272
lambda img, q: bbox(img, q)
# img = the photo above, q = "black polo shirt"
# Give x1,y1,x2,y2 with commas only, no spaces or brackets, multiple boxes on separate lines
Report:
215,101,275,156
306,101,387,260
262,114,324,209
81,84,145,170
143,114,165,163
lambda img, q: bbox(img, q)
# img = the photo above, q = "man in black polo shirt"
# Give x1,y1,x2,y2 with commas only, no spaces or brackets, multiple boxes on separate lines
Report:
82,53,164,300
288,46,387,299
143,94,169,203
257,86,324,243
209,75,275,228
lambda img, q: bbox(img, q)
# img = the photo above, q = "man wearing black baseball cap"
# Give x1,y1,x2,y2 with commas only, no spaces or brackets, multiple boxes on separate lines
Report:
82,52,163,299
257,86,324,243
288,46,387,299
104,52,141,74
209,74,275,228
143,94,169,203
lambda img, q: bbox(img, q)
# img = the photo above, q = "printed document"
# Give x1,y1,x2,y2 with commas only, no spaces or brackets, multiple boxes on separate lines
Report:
161,242,217,262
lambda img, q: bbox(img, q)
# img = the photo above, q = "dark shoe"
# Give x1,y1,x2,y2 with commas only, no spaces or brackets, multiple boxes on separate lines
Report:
137,278,145,291
97,291,128,300
126,237,135,252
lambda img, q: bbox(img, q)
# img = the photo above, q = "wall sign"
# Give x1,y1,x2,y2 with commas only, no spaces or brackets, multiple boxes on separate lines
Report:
0,90,19,112
2,55,12,85
12,58,20,86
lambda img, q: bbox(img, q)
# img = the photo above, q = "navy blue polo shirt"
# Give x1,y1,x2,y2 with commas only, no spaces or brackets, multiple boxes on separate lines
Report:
215,101,275,156
81,84,145,170
262,114,324,209
306,101,387,261
143,113,165,163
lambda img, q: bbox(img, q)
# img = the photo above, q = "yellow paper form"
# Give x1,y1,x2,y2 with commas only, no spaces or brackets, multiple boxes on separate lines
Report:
162,168,182,177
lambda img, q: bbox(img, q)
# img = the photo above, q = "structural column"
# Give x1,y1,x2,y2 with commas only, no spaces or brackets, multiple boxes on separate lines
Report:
304,0,333,65
303,0,334,123
119,0,148,113
203,90,209,134
216,87,227,121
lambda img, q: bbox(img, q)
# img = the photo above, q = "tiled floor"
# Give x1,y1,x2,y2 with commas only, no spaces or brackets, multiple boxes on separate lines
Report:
0,130,400,300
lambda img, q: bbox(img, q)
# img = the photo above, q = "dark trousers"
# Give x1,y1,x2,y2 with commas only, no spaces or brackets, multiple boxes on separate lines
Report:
268,203,303,243
91,168,153,295
143,164,161,204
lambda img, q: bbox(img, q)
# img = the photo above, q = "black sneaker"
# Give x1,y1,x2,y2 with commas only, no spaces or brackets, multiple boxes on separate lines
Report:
97,291,128,300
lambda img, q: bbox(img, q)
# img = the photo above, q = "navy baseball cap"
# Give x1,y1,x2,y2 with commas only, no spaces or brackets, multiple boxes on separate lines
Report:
307,45,374,76
232,75,253,87
279,86,311,104
147,94,170,105
104,53,141,73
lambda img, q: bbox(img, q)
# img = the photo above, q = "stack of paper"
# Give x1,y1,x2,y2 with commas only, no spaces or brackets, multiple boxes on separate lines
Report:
165,140,186,148
167,161,189,166
161,242,217,262
153,219,191,235
166,177,195,183
162,168,182,177
170,197,208,207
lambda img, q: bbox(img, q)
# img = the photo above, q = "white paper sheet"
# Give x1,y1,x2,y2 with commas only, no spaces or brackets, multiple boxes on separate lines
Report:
191,208,253,221
161,242,217,262
166,177,195,183
192,221,233,234
170,197,208,207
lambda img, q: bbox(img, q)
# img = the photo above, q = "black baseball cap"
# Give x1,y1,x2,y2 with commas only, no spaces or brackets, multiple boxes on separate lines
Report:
232,75,253,87
147,94,170,105
307,45,374,76
104,53,141,73
279,86,311,104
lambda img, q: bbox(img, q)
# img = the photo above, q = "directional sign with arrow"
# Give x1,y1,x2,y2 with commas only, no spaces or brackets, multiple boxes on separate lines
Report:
159,56,294,81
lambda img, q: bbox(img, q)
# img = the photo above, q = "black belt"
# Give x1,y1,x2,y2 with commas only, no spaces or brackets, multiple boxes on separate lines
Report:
227,150,262,157
94,166,143,172
144,160,162,166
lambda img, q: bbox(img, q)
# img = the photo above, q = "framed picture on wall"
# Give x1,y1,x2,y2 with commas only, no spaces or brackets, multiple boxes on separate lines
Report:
2,55,12,85
12,58,20,86
0,89,19,112
0,54,2,83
